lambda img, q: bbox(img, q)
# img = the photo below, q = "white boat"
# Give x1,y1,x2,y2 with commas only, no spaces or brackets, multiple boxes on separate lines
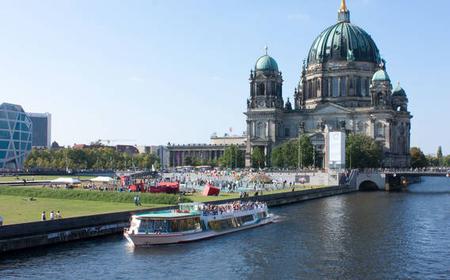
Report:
124,201,273,246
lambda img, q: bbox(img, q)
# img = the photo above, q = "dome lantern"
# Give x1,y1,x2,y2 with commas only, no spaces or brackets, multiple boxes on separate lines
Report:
338,0,350,23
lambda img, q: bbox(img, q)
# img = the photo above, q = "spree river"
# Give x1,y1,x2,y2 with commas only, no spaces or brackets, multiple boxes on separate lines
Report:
1,177,450,279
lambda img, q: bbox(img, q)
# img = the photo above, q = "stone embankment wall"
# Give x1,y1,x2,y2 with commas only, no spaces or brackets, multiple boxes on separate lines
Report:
0,186,355,253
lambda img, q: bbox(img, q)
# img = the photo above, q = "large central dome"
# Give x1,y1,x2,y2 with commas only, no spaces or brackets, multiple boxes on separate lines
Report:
307,5,381,65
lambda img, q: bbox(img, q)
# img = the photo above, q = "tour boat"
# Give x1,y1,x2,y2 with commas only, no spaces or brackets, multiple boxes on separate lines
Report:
124,201,273,246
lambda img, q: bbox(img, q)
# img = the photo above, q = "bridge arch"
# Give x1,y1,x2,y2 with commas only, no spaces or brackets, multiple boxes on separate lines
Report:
359,180,380,191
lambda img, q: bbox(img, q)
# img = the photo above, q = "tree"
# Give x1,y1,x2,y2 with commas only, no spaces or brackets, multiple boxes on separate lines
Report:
184,156,194,166
444,155,450,167
270,135,314,169
346,134,382,168
271,146,284,168
251,147,265,168
410,147,428,168
437,146,443,166
24,146,160,170
297,135,314,168
219,145,244,168
426,155,439,167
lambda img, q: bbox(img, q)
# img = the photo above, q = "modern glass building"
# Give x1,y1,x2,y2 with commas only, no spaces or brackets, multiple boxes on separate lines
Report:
0,103,33,170
27,112,51,148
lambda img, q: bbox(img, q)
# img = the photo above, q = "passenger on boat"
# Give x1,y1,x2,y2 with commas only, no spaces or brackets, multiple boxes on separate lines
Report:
200,201,266,216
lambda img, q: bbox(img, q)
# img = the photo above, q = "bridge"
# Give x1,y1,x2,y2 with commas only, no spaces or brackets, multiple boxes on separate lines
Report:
383,171,449,177
346,169,449,191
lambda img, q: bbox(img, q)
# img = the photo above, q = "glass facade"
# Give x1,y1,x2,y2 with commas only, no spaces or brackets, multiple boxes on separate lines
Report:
27,113,51,148
0,103,32,170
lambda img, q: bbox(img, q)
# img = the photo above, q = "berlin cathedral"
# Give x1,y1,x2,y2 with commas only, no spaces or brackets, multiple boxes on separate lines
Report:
245,0,412,168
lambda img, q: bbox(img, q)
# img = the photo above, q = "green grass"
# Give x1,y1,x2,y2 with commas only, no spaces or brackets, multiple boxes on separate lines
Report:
0,187,192,205
0,185,328,225
0,195,166,225
0,175,94,182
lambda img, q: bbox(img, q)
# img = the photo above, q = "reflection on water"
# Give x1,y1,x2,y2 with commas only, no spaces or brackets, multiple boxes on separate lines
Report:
2,177,450,279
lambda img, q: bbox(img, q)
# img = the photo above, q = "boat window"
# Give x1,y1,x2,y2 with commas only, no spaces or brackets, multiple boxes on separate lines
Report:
208,218,235,231
236,215,254,225
153,220,169,233
256,212,267,219
169,217,201,232
208,215,256,231
138,220,155,233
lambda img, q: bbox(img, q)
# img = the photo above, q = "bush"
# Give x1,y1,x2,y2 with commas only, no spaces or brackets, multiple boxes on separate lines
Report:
0,187,191,205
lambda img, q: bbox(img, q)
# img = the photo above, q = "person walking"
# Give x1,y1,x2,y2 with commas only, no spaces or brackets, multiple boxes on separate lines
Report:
50,211,55,220
137,195,142,206
41,211,46,221
56,211,62,219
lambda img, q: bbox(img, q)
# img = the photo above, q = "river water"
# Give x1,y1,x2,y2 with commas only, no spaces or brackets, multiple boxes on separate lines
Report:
1,177,450,279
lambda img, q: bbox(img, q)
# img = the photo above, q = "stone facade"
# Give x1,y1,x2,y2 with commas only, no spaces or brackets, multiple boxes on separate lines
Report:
245,1,412,168
168,143,246,167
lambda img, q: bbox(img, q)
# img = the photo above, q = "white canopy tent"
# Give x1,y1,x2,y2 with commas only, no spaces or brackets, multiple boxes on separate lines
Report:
90,176,114,183
50,178,81,184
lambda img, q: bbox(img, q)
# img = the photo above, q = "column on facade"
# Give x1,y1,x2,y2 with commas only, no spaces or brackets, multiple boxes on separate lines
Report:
347,76,352,96
385,120,391,150
318,78,322,99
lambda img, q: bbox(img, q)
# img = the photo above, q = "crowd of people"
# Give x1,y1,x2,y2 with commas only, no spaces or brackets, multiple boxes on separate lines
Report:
200,201,267,216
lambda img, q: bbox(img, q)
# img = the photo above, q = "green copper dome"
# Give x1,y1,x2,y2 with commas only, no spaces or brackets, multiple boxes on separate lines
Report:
392,84,406,96
307,21,381,65
255,55,279,72
372,69,390,82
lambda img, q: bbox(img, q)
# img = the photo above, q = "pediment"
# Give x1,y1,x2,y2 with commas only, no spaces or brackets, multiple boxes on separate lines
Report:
311,103,353,114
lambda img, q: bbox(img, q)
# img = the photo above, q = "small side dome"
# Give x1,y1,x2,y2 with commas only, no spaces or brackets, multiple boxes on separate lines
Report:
392,83,406,96
372,69,390,82
255,55,279,72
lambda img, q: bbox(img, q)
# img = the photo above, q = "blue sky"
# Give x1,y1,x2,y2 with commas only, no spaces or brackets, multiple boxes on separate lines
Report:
1,0,449,155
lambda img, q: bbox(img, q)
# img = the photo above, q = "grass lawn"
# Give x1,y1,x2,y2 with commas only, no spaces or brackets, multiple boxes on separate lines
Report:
0,175,95,182
0,195,166,225
0,185,328,225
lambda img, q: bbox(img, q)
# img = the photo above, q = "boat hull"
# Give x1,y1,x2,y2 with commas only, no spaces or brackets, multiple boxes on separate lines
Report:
124,216,274,246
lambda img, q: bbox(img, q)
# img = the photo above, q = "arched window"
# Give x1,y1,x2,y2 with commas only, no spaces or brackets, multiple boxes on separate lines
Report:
332,77,339,97
257,83,265,96
376,122,385,138
256,122,266,139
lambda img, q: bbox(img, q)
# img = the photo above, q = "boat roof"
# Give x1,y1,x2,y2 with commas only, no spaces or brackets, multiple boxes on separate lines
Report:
178,202,204,206
135,210,200,219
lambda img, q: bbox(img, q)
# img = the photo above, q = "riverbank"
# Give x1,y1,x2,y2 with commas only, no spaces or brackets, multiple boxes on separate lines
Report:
0,185,355,253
